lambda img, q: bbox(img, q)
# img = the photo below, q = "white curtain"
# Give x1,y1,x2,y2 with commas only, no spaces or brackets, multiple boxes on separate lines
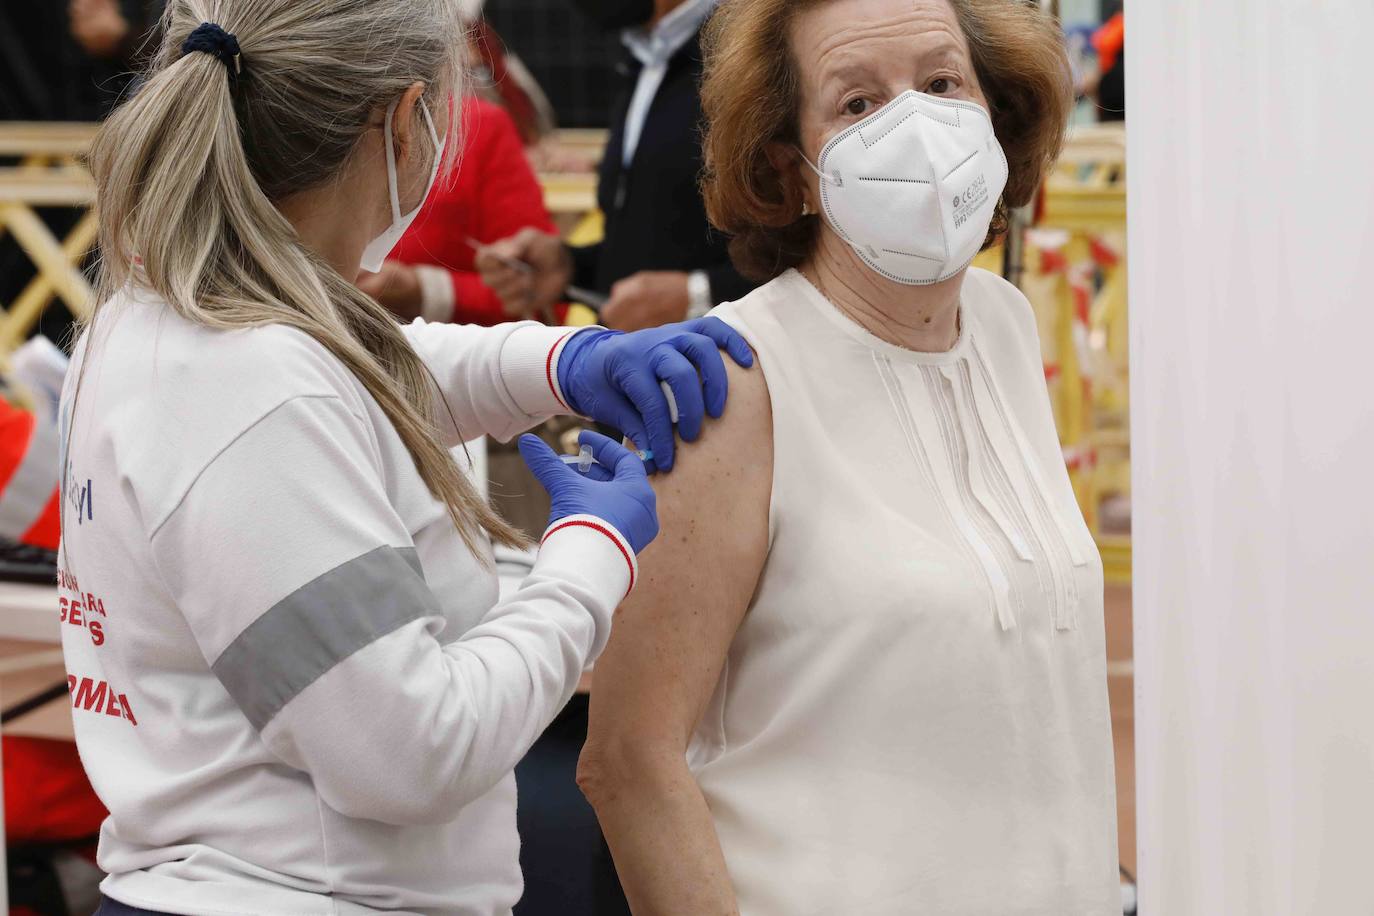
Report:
1128,2,1374,913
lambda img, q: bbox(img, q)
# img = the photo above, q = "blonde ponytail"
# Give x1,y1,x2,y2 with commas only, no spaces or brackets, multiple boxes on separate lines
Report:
81,0,524,554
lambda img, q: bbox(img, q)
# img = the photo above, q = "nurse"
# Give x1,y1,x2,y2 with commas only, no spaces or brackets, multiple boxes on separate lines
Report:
59,3,751,915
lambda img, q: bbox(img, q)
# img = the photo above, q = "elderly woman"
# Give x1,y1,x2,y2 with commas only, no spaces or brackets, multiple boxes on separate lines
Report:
576,0,1120,912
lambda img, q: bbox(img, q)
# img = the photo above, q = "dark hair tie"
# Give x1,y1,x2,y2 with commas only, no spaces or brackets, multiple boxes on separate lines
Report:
182,22,242,78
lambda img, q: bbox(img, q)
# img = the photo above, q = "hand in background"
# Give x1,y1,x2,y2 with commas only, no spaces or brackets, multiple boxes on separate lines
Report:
526,140,599,175
69,0,130,59
601,271,690,332
475,228,571,320
357,261,424,322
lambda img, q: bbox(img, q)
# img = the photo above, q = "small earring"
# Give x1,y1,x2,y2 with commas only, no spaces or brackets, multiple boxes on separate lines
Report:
801,200,812,217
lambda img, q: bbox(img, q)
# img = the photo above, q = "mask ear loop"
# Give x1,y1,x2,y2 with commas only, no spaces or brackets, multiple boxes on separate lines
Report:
417,99,440,163
794,147,842,187
387,97,442,221
416,98,444,189
382,100,403,223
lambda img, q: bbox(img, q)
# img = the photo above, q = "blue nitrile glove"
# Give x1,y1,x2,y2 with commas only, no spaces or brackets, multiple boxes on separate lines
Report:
518,430,659,554
556,317,754,473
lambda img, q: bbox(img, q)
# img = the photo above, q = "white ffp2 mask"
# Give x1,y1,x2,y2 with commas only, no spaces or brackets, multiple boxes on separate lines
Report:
360,98,446,274
801,90,1008,286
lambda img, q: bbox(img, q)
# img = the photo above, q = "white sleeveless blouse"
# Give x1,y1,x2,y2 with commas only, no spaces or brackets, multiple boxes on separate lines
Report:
696,269,1120,915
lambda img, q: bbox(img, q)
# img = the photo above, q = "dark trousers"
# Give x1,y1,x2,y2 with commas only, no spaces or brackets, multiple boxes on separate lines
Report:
514,693,631,916
95,896,176,916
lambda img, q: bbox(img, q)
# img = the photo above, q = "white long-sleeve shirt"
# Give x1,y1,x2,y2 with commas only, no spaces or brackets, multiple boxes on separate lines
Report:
57,285,635,915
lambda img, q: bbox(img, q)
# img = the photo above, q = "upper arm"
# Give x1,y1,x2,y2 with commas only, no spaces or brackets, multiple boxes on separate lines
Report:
586,356,772,756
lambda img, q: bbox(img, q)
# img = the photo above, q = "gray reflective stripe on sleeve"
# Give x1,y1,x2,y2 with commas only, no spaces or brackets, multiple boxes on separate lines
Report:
212,545,432,732
0,418,59,538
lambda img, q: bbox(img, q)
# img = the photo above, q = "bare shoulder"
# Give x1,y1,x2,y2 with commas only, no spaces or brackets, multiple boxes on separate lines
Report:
649,353,772,522
635,352,772,612
589,355,771,740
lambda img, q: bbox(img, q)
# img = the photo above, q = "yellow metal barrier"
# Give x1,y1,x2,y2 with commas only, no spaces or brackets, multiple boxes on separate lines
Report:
0,123,608,354
974,126,1130,579
1032,124,1130,580
0,123,102,346
539,171,598,218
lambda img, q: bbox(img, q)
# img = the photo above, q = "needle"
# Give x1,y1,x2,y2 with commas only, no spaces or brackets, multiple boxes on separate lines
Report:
466,236,532,275
565,285,608,311
467,236,556,325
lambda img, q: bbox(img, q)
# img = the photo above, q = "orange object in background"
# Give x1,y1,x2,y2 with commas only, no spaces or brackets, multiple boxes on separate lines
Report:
0,401,60,550
1093,12,1126,73
3,736,106,845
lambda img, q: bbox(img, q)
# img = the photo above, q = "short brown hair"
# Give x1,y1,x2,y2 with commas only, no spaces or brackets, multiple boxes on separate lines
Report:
700,0,1074,282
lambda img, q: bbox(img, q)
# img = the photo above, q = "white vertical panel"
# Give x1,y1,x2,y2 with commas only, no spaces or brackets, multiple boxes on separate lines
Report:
1128,2,1374,913
0,716,7,912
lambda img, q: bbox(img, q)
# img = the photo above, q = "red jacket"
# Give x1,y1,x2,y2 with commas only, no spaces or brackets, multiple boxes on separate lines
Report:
389,98,557,326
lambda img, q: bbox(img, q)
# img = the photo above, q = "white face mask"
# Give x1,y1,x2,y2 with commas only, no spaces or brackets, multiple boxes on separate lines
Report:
359,97,446,274
800,90,1008,286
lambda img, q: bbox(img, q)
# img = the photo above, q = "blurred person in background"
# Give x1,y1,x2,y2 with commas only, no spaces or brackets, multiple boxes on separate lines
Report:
68,0,163,67
1091,3,1125,122
461,0,597,171
0,0,163,343
463,1,557,147
1083,1,1125,122
579,0,1121,912
357,96,563,326
0,0,164,120
477,0,759,332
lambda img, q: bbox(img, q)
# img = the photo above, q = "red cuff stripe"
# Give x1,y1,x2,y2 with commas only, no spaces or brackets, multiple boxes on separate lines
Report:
545,331,576,412
541,519,636,594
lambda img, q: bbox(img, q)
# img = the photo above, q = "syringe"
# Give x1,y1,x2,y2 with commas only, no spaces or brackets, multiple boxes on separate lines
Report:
560,444,655,473
560,444,595,473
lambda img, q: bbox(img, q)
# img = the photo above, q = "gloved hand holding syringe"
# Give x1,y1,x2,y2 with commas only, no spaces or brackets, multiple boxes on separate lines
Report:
561,442,655,476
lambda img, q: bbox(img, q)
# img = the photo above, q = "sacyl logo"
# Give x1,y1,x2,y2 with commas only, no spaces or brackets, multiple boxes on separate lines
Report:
65,476,93,525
